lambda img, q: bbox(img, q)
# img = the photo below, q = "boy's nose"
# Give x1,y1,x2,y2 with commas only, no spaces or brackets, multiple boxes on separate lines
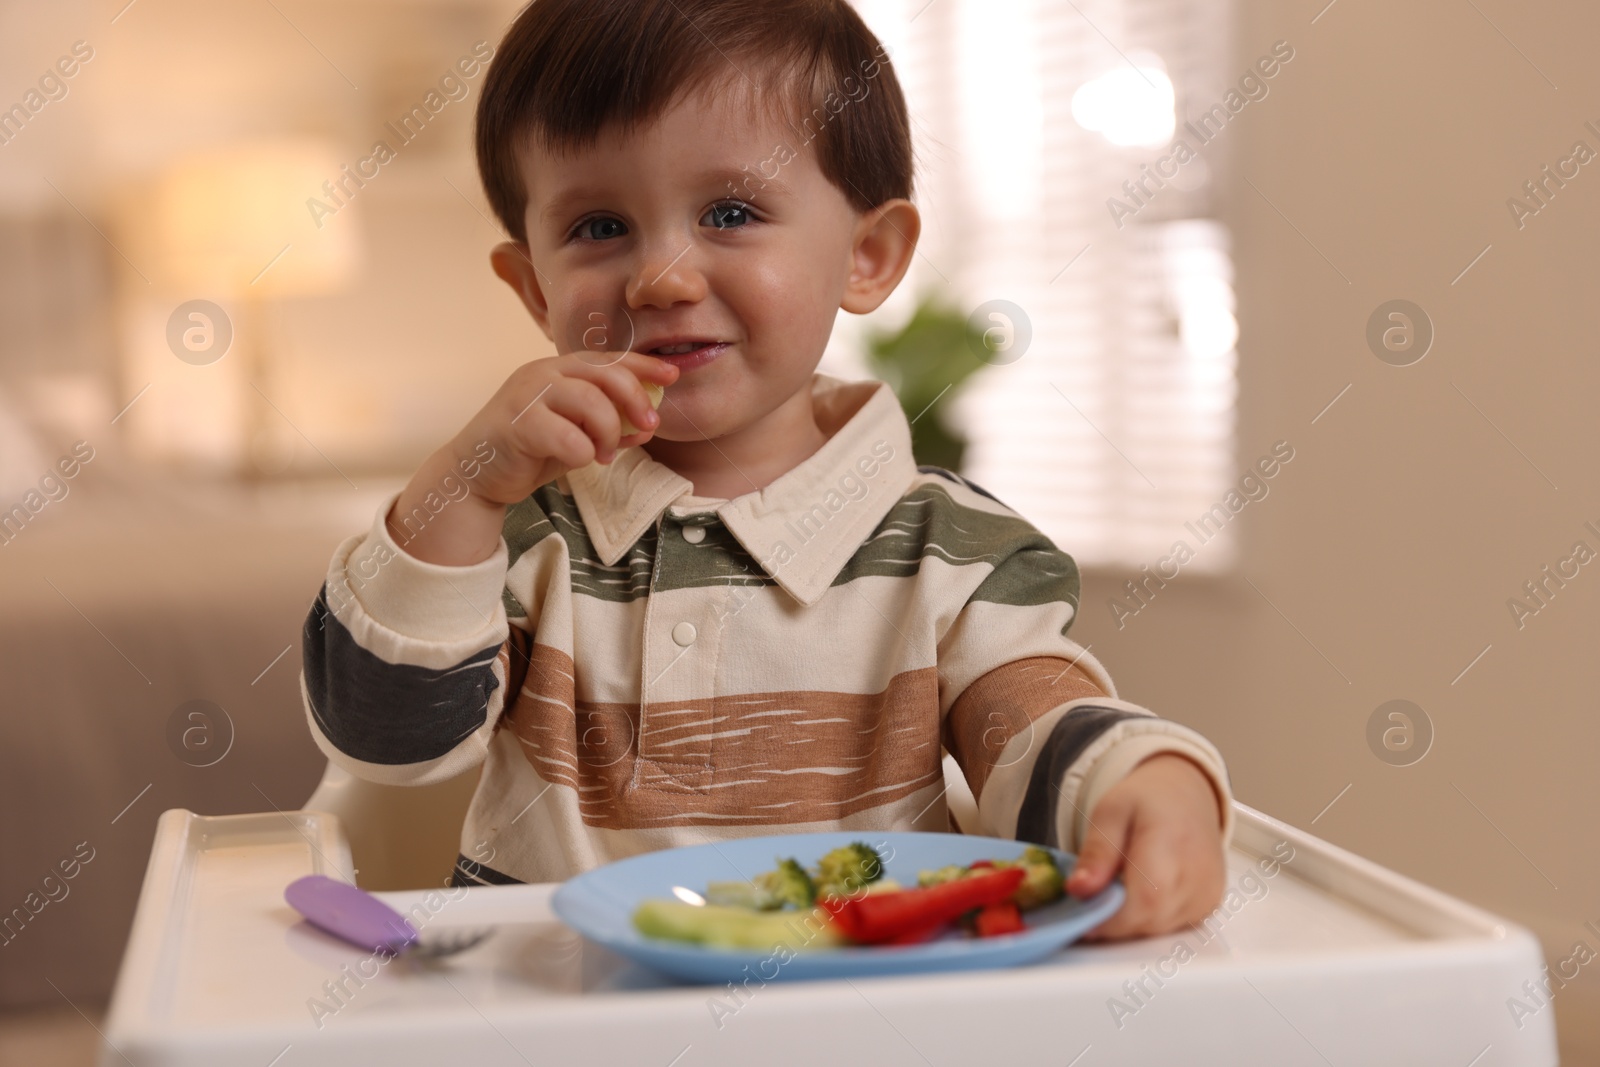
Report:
626,240,707,310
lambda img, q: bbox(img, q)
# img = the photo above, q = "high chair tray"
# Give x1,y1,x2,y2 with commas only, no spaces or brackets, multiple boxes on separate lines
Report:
101,803,1557,1066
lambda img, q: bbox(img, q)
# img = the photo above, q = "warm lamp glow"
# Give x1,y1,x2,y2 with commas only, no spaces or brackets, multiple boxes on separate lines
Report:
145,140,359,299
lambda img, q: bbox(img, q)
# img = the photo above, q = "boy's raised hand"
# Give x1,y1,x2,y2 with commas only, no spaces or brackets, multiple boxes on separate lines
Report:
462,351,679,507
1063,752,1228,941
388,351,677,567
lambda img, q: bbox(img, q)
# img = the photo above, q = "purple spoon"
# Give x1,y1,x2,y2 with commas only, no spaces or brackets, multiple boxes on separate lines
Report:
285,875,492,958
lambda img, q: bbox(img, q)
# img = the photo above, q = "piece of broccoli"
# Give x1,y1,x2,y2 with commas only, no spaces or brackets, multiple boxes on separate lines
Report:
705,856,816,910
761,857,817,909
633,900,845,950
1010,846,1064,910
916,864,971,888
813,841,886,899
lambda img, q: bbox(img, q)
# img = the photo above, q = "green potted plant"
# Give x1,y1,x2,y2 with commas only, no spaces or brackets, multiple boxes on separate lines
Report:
863,293,989,472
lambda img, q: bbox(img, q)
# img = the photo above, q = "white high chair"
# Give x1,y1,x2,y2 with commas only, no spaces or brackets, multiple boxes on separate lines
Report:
302,755,981,890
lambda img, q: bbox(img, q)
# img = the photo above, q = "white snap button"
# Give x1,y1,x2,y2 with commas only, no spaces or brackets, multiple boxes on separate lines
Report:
682,525,706,544
672,622,697,647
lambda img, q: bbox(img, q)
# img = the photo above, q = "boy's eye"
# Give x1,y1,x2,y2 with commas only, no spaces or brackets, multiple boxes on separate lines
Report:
574,216,627,242
703,201,753,229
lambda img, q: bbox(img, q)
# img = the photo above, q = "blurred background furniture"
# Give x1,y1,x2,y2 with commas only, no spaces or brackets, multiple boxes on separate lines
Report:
0,463,396,1008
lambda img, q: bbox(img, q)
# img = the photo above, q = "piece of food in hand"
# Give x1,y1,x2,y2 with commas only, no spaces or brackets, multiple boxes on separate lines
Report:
632,899,845,951
705,857,816,911
822,866,1025,945
618,381,666,436
813,842,886,900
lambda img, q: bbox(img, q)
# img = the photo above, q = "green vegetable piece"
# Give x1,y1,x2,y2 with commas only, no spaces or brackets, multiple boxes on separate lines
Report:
703,880,778,910
1012,846,1064,910
916,864,971,888
704,856,815,911
760,857,817,909
814,841,886,900
632,899,846,950
914,848,1063,908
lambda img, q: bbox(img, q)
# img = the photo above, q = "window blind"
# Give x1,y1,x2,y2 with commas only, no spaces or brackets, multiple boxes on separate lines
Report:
826,0,1239,570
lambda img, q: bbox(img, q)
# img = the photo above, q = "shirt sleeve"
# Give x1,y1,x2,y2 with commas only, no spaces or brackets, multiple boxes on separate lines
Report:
298,489,530,786
937,534,1234,854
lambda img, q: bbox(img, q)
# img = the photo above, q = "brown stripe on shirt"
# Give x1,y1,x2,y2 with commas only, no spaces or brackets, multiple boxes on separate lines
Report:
502,644,943,828
944,656,1107,802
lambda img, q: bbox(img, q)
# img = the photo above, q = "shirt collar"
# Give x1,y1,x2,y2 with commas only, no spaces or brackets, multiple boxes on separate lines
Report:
565,374,916,606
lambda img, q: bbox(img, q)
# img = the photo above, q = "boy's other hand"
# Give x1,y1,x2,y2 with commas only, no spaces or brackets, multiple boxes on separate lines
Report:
1064,752,1226,941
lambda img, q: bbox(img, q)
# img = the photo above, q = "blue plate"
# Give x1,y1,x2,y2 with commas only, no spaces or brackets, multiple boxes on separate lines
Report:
551,831,1124,983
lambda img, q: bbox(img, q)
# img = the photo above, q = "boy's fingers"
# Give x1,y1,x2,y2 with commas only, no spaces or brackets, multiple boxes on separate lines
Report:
1083,821,1194,941
528,380,625,464
518,404,596,470
1066,798,1134,899
557,354,676,437
624,349,682,384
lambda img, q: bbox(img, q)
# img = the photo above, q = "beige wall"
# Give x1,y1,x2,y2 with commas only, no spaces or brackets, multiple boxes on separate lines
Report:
1073,0,1600,1057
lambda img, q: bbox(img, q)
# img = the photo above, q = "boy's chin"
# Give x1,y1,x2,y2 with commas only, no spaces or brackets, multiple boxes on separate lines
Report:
642,429,700,445
643,413,749,446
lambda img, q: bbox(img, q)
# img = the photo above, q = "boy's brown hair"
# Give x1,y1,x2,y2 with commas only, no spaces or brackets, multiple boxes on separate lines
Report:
475,0,914,244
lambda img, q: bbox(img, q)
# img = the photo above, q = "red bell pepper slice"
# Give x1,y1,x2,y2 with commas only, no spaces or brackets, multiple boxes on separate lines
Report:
881,920,946,946
974,900,1025,938
823,867,1025,944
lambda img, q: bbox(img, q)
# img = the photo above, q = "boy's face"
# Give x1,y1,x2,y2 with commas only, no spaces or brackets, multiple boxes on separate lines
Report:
495,79,918,445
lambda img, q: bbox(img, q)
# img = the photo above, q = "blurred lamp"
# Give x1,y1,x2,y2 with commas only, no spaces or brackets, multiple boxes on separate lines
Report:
135,140,358,475
147,139,358,298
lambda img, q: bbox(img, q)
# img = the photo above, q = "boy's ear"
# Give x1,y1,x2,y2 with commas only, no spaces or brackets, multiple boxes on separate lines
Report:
840,199,920,315
490,241,555,341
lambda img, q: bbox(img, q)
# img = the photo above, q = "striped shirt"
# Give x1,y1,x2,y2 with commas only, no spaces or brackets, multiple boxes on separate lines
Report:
300,374,1233,886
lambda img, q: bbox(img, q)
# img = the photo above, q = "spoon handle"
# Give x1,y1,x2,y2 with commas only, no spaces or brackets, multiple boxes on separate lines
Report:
285,874,419,954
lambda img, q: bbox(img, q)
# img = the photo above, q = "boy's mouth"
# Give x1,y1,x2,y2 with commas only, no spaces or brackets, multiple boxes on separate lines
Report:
641,338,730,371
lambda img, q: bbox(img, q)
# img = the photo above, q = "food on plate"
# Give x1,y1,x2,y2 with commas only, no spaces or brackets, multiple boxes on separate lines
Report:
705,857,816,911
630,841,1067,950
814,841,886,900
823,865,1025,945
975,900,1026,938
618,381,666,436
918,846,1065,910
632,900,846,951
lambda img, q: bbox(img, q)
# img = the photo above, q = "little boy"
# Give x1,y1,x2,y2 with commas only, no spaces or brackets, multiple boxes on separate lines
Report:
302,0,1232,940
